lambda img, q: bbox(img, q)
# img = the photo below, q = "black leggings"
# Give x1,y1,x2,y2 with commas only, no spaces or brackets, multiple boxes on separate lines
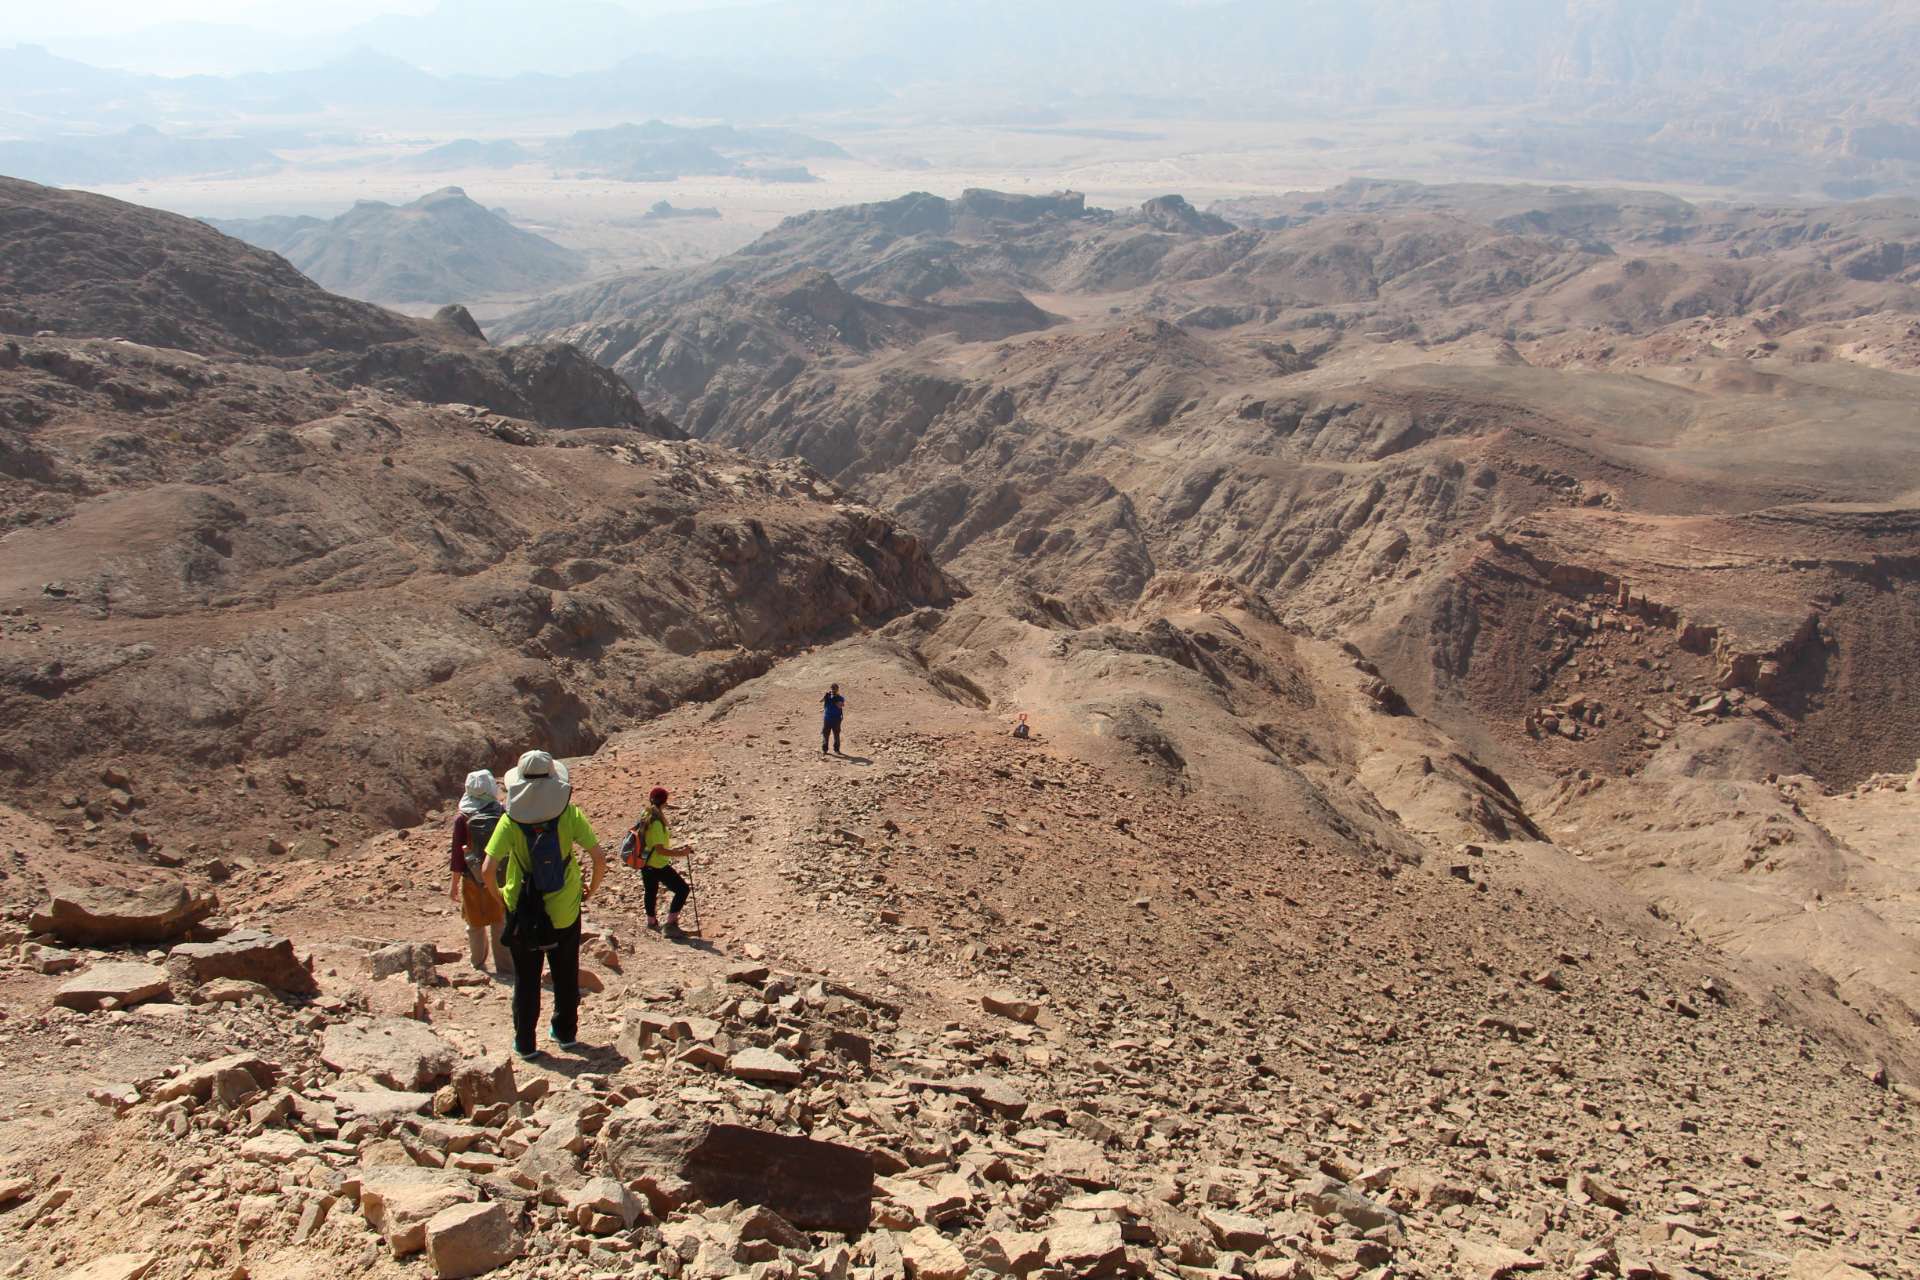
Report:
823,719,842,751
508,917,580,1053
643,863,689,917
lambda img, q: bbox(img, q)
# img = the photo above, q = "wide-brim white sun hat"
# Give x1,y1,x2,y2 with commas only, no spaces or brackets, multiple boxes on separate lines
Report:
503,750,571,824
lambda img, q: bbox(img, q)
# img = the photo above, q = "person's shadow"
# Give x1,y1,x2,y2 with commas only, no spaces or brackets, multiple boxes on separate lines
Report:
829,754,874,766
539,1042,627,1077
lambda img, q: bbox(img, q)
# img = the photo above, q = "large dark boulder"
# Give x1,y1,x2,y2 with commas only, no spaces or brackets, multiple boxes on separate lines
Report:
166,929,318,997
602,1120,872,1234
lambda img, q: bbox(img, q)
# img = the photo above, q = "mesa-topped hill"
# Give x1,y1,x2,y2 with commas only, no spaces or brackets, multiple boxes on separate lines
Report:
209,187,587,306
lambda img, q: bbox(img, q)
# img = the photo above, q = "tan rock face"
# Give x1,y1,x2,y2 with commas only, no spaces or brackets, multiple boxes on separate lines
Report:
450,1054,518,1113
358,1166,478,1257
565,1177,642,1233
424,1200,520,1278
1041,1220,1127,1275
332,1089,434,1123
981,991,1041,1023
1201,1207,1268,1253
367,975,431,1021
900,1225,969,1280
150,1053,277,1105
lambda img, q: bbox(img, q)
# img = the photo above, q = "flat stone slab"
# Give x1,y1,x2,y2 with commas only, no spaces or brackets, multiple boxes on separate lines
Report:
54,962,172,1011
55,1256,159,1280
332,1089,435,1122
240,1131,314,1164
603,1119,872,1234
321,1020,458,1090
728,1047,803,1086
32,883,214,946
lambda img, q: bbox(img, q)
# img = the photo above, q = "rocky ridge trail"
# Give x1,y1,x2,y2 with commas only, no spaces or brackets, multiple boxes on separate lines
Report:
2,608,1914,1280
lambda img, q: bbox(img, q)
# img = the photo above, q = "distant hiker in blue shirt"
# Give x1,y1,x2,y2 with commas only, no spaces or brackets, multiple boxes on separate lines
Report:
822,683,846,754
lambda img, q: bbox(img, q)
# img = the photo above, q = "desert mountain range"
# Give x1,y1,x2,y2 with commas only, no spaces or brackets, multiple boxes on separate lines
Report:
505,178,1920,1090
0,169,1916,1280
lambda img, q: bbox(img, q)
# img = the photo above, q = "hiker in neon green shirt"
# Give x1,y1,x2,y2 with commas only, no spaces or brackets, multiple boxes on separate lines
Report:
485,750,604,1061
628,786,693,935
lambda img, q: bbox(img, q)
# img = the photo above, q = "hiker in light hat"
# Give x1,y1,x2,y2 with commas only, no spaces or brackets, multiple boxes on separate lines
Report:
485,749,604,1061
449,769,512,975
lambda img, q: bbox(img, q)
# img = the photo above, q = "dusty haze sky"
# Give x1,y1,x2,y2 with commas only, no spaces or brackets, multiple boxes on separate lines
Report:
14,0,757,41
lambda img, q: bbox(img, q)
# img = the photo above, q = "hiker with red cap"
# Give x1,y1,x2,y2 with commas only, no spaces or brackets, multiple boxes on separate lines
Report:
629,787,694,935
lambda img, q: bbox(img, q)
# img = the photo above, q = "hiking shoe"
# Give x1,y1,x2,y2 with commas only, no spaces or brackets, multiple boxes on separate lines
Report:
645,917,660,932
514,1047,542,1062
552,1036,580,1052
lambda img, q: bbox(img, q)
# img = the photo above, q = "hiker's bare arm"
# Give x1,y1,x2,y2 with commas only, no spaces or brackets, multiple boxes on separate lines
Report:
585,845,606,901
487,857,506,905
448,872,462,903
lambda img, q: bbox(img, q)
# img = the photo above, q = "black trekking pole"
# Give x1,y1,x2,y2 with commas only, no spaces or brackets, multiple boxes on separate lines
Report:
684,845,701,936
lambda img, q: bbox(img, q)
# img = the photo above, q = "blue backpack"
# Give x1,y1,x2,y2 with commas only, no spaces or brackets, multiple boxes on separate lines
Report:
521,817,569,895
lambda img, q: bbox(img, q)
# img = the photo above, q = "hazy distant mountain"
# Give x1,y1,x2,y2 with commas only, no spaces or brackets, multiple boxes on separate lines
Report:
21,2,1920,116
337,0,653,75
209,186,585,304
0,40,878,131
12,2,1920,196
0,125,281,185
552,120,844,182
401,138,532,172
625,0,1920,112
204,212,327,246
44,21,318,76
